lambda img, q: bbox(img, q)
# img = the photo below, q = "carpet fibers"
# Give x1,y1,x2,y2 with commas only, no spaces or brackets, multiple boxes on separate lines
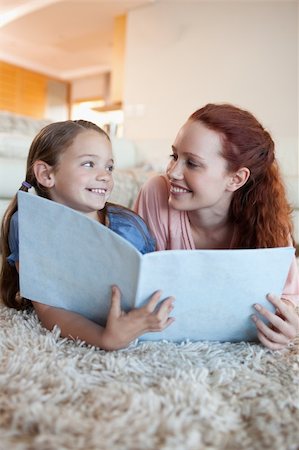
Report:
0,305,299,450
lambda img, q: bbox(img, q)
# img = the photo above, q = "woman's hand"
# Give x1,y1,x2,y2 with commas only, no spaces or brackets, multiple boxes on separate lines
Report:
101,286,175,350
251,293,299,350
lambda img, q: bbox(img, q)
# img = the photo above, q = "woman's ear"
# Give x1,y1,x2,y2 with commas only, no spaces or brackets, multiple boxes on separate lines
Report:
226,167,250,192
33,160,55,188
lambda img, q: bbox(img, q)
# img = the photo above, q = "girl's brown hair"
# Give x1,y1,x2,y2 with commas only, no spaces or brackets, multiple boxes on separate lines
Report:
189,103,294,249
0,120,110,309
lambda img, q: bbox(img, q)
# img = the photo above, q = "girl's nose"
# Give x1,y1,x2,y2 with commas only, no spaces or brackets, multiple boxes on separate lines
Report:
96,169,111,181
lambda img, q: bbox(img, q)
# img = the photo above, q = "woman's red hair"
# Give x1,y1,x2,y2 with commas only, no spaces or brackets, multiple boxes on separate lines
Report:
189,103,294,249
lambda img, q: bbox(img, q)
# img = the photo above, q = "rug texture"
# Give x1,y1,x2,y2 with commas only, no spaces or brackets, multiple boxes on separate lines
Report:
0,304,299,450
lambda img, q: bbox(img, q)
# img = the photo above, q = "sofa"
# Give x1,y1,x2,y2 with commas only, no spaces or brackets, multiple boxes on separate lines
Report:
0,110,298,247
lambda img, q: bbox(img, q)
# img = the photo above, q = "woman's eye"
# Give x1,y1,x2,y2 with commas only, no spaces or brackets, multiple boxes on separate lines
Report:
169,153,178,161
187,160,200,168
106,165,114,172
82,161,94,168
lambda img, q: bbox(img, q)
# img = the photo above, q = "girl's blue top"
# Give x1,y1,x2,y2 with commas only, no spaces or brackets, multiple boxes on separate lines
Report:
7,204,155,266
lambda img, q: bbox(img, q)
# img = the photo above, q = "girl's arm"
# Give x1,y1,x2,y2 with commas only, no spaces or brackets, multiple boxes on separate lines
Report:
15,262,174,350
32,287,174,351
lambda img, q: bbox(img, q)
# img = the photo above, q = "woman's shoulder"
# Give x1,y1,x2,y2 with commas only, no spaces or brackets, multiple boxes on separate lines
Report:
141,173,169,193
137,174,170,209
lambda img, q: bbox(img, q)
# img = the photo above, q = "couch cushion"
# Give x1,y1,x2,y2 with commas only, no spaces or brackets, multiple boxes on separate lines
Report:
0,133,32,159
0,158,27,197
0,111,51,137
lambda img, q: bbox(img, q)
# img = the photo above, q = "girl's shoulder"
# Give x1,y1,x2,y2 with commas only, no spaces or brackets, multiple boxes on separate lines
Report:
106,203,143,222
10,210,19,225
106,203,150,232
8,210,19,238
106,203,155,254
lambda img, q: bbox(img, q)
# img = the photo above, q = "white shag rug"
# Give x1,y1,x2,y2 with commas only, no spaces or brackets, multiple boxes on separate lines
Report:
0,304,299,450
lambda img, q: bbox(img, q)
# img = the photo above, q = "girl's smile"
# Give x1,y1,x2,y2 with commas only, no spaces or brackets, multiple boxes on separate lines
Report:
47,129,114,220
87,188,109,195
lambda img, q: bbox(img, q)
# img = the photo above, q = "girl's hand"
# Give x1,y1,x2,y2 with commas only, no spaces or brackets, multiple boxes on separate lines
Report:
102,286,175,350
251,293,299,350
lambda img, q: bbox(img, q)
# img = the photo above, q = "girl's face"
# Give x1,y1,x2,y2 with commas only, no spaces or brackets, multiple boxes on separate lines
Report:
167,120,235,215
48,130,114,220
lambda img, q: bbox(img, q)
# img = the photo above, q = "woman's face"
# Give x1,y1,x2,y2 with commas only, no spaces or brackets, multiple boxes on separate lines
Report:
167,120,235,214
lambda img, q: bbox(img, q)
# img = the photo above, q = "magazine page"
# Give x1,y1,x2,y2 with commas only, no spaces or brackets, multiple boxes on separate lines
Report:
18,192,141,325
136,247,295,342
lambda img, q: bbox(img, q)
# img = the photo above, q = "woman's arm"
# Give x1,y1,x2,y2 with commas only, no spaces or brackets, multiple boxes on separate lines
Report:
280,255,299,305
134,175,170,251
252,293,299,350
251,249,299,349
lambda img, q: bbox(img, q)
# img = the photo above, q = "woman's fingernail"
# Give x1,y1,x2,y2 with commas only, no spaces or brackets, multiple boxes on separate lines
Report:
251,314,257,322
254,304,261,311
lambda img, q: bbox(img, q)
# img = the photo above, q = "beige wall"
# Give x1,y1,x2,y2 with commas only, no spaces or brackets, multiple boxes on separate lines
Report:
123,1,298,180
71,73,110,102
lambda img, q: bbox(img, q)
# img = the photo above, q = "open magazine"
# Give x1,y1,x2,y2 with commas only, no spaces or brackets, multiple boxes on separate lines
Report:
18,191,295,342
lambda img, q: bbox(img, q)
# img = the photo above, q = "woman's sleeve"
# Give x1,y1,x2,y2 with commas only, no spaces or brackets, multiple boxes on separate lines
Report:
281,255,299,305
134,175,170,251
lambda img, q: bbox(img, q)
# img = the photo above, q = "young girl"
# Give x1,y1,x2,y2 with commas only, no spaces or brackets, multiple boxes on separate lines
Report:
0,120,174,350
135,103,299,350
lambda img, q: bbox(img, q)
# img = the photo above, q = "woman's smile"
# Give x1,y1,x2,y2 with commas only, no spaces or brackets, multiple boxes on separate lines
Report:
169,182,192,195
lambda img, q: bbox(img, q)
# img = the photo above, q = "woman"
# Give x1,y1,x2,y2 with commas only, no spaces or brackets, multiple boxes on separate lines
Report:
135,103,299,349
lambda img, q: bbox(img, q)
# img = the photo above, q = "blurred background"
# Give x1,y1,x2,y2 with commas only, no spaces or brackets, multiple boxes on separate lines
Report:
0,0,298,233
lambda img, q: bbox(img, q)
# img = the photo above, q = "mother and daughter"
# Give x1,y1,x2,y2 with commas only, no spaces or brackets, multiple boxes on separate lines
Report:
1,103,298,350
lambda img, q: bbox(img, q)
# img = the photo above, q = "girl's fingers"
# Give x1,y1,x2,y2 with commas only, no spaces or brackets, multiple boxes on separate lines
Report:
145,297,175,331
148,316,175,332
108,285,122,318
156,297,175,319
144,292,175,317
145,290,162,312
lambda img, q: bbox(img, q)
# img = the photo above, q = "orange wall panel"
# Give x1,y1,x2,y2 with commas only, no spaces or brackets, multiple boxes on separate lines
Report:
0,61,47,118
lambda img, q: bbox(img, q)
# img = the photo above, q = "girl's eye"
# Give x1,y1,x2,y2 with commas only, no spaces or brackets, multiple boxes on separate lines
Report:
169,153,178,161
82,161,94,168
106,165,114,173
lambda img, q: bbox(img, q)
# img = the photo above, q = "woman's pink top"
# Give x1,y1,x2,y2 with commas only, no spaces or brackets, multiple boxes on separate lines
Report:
134,174,299,305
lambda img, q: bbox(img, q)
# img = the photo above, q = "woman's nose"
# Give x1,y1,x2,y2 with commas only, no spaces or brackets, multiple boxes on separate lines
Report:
167,161,184,180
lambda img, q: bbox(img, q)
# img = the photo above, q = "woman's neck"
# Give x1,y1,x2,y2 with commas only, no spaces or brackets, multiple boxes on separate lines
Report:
187,210,234,249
